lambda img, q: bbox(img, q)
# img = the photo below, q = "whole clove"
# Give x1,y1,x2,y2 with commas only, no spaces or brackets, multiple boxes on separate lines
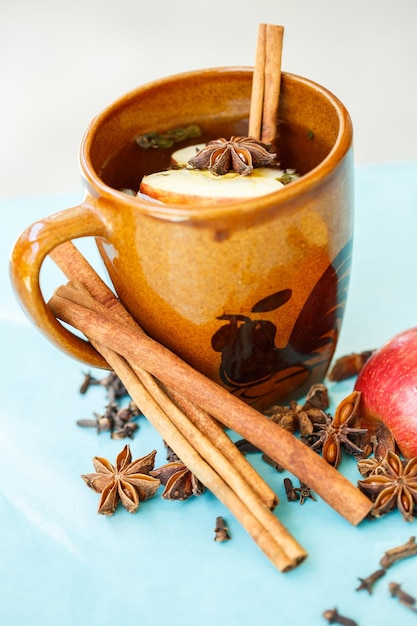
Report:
76,403,117,433
283,477,299,502
79,371,97,395
261,453,285,472
214,516,231,542
356,568,386,594
380,536,417,569
234,438,260,455
389,582,417,612
294,481,316,505
322,607,357,626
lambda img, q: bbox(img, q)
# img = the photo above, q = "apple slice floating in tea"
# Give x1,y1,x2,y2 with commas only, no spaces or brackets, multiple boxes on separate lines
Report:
139,142,293,206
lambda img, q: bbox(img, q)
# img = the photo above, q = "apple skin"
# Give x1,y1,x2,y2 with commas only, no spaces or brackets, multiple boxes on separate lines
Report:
354,327,417,459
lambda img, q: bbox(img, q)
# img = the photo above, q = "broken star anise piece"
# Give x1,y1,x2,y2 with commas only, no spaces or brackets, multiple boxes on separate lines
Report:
357,450,417,522
150,461,205,500
309,391,367,468
81,444,160,515
327,350,375,381
188,136,276,176
357,455,390,478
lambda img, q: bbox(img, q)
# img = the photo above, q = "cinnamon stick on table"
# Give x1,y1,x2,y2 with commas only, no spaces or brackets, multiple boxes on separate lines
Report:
92,336,306,573
249,23,284,145
48,266,372,527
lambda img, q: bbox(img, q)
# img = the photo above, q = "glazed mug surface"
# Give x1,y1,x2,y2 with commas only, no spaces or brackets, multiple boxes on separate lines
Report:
10,67,354,410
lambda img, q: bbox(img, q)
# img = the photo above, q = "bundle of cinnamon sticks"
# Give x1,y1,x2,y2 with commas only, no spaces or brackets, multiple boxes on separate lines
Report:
48,241,371,573
49,242,305,571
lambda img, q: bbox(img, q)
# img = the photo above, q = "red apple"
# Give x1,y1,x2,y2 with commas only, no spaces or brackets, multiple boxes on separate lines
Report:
354,327,417,459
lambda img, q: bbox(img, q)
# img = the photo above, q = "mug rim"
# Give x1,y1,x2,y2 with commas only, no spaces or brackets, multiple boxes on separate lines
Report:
80,66,353,220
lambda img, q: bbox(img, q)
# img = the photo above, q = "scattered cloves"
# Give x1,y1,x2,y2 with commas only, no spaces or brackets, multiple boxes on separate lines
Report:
77,400,140,438
98,372,129,403
380,536,417,569
322,607,357,626
79,371,129,401
77,371,140,438
356,568,386,594
214,516,231,542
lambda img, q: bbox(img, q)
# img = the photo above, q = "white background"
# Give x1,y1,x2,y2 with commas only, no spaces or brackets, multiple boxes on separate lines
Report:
1,0,416,196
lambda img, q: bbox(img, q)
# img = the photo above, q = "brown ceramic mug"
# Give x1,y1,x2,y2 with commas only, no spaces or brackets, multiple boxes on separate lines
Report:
10,67,354,410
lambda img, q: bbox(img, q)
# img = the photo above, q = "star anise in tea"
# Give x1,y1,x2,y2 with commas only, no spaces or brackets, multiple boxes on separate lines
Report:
357,450,417,521
188,136,276,176
308,391,367,468
81,445,160,515
150,461,205,500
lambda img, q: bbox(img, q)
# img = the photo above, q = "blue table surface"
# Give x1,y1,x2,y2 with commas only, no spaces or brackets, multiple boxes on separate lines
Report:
1,160,417,626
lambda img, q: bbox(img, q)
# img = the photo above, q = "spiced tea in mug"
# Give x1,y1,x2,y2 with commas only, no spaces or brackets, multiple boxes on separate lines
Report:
10,67,353,411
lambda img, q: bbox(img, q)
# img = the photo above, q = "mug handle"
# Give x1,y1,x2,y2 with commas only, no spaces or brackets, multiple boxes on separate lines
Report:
10,199,110,368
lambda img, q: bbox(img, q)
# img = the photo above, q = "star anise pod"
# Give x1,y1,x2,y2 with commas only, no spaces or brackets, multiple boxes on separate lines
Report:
308,391,367,468
150,461,205,500
188,136,276,176
357,450,417,521
81,445,160,515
